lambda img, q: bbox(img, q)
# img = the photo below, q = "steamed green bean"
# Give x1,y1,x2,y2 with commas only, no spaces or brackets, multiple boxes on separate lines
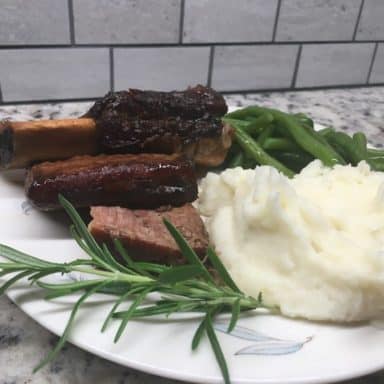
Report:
234,126,295,178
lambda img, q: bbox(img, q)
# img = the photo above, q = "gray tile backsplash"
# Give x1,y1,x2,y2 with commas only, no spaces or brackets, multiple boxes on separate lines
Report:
369,44,384,83
276,0,361,41
0,0,70,45
212,45,298,91
73,0,181,44
0,49,109,102
296,43,375,87
0,0,383,103
183,0,278,43
356,0,384,40
114,47,210,90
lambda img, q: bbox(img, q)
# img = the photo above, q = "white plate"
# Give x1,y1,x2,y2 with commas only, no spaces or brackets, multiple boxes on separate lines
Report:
1,120,384,384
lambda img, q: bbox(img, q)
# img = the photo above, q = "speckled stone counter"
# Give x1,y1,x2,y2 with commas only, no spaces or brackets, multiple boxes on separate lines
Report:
1,87,383,384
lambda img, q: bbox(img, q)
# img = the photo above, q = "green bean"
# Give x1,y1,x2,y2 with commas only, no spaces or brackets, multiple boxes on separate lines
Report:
242,156,258,169
234,127,295,178
228,152,244,168
269,120,291,139
343,133,367,163
224,106,263,120
269,151,313,173
305,125,346,163
353,132,368,161
244,113,274,136
262,137,301,152
229,105,345,166
317,127,334,137
325,131,363,165
368,148,384,157
323,139,350,164
222,118,250,130
257,125,275,146
223,115,273,137
353,132,367,147
293,113,314,128
244,116,260,122
223,105,384,175
367,158,384,172
268,109,345,167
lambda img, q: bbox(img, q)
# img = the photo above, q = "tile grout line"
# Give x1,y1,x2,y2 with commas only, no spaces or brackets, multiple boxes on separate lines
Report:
109,48,114,92
352,0,365,41
178,0,185,44
2,83,384,106
207,46,215,87
0,97,99,106
366,42,379,84
219,82,384,94
67,0,76,45
272,0,282,42
291,45,302,88
0,41,383,50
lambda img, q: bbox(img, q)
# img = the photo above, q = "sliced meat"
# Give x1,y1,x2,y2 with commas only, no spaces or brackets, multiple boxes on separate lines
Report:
89,204,209,264
25,153,197,211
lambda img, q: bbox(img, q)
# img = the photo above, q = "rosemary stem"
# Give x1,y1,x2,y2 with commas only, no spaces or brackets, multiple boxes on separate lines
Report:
206,297,258,307
71,267,154,284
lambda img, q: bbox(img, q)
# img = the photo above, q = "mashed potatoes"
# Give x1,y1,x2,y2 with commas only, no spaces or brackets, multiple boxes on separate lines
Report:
198,161,384,322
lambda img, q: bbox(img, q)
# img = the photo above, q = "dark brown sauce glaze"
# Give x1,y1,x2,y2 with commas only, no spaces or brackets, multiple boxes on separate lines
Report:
85,85,227,121
25,154,197,211
84,85,228,157
99,116,224,154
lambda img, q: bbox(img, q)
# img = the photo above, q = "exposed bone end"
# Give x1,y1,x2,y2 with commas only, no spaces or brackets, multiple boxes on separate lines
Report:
0,118,98,169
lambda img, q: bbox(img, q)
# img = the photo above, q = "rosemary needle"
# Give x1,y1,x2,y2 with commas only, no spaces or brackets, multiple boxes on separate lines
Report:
0,196,265,383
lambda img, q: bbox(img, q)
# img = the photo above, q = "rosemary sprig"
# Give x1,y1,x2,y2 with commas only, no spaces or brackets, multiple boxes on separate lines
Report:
0,195,265,384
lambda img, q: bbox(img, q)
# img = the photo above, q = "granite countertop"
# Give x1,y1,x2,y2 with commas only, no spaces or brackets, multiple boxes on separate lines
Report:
1,87,384,384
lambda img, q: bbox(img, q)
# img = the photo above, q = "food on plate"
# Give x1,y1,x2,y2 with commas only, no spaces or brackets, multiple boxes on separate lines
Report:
198,160,384,322
26,153,197,210
224,105,384,175
85,84,227,119
0,196,261,384
89,204,209,264
0,85,230,169
0,118,97,169
83,85,230,167
2,91,384,384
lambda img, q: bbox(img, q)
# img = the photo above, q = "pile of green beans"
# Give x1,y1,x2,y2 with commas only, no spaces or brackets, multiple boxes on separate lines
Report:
222,105,383,177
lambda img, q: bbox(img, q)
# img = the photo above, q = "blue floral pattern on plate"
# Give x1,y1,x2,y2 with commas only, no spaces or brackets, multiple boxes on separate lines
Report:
214,321,313,356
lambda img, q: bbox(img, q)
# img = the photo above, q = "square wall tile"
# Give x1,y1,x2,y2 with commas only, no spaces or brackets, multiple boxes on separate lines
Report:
296,43,375,87
114,47,210,91
0,0,70,45
276,0,361,41
369,44,384,83
73,0,181,44
183,0,278,43
211,45,299,91
356,0,384,40
0,49,110,102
